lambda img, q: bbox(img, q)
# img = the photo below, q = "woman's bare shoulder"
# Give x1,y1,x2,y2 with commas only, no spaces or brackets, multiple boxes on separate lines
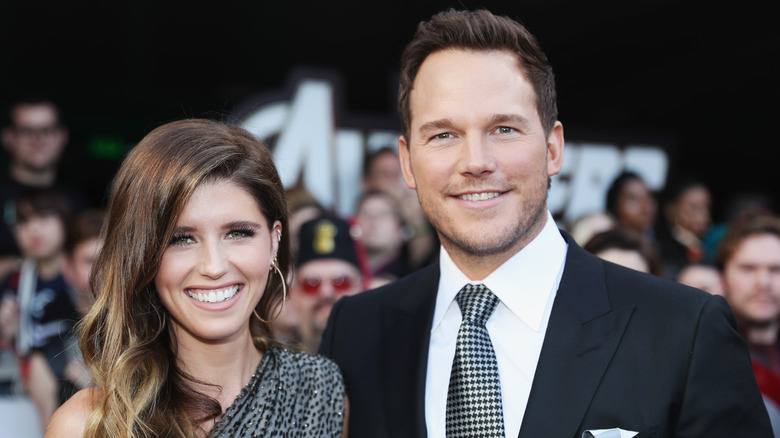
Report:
46,387,102,438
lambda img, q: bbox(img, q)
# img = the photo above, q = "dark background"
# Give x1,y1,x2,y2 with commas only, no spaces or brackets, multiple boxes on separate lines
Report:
1,0,777,221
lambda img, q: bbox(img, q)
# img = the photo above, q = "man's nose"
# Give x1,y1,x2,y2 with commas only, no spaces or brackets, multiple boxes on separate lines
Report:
460,135,497,176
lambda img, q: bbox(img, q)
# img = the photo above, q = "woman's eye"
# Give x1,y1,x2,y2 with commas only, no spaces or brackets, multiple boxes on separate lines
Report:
227,229,255,239
170,235,194,246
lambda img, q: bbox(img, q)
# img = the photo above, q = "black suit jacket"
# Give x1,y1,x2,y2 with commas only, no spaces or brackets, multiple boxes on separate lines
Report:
320,231,773,437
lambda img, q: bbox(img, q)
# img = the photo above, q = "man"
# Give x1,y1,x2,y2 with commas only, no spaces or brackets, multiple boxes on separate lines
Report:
287,215,367,354
320,9,771,437
718,214,780,435
0,97,88,278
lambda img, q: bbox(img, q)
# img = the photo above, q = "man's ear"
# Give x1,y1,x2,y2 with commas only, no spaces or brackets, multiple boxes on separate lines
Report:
398,135,417,190
57,126,69,149
1,127,14,152
546,121,565,177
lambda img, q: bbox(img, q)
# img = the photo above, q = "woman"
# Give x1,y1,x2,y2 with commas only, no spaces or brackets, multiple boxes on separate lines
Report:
655,176,713,279
47,119,346,437
605,171,658,236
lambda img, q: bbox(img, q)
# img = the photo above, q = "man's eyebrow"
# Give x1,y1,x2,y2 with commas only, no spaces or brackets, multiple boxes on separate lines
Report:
417,118,455,134
417,114,532,134
489,113,531,126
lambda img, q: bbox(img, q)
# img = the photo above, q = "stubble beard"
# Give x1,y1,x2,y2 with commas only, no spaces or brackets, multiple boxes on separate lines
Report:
419,177,550,259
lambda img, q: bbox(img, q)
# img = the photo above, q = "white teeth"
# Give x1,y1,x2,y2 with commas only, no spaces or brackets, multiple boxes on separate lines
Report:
458,192,500,201
188,285,239,303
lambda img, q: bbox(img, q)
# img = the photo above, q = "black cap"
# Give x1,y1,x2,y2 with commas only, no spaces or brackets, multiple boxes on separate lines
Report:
296,216,360,269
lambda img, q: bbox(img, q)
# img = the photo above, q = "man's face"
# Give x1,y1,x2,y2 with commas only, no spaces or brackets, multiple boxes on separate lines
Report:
723,234,780,326
3,104,67,172
293,258,362,336
398,49,563,270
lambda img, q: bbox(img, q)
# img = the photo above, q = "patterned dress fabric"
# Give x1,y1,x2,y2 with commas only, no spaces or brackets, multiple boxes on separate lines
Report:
210,346,345,437
446,284,505,438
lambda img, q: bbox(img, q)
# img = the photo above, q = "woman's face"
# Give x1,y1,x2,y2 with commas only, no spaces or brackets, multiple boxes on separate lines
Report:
670,186,711,237
14,212,66,262
616,179,657,233
155,179,281,346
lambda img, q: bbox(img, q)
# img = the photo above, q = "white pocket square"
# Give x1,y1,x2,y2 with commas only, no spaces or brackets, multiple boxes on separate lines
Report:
582,428,639,438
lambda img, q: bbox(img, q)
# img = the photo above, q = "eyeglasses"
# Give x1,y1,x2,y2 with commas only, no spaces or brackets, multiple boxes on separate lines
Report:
13,124,61,138
299,274,357,295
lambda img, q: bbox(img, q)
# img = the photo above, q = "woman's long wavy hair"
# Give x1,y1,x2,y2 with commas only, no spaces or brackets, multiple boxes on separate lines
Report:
78,119,291,437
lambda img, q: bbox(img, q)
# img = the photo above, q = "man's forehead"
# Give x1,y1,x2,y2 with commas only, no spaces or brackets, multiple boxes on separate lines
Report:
732,234,780,262
13,103,59,124
408,51,536,123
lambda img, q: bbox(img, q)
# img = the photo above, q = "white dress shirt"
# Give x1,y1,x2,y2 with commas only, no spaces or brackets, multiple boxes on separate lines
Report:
425,211,567,438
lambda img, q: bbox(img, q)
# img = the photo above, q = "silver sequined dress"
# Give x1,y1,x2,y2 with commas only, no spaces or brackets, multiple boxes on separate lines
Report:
210,346,345,437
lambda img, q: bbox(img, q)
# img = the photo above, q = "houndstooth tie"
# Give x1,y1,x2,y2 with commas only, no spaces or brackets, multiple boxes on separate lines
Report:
446,284,505,438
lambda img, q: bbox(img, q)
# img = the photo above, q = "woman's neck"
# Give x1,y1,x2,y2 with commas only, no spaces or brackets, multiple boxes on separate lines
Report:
174,330,264,410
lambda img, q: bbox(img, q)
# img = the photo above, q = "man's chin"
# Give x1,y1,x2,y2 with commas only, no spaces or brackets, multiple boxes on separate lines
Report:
314,305,335,333
742,316,780,329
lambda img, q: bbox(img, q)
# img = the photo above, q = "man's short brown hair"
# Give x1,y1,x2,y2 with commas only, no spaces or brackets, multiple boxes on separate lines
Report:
717,214,780,270
398,9,557,141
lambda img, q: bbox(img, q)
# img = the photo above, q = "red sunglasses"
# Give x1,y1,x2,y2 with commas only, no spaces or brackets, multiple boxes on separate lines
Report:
299,274,357,295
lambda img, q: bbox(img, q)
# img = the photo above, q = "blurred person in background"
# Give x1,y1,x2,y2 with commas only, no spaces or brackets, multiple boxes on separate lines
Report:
290,215,368,354
566,210,616,247
675,262,724,296
354,190,412,286
0,188,77,434
718,214,780,436
656,176,713,279
605,171,658,243
60,209,106,392
0,97,89,280
363,147,436,269
583,227,664,277
284,185,326,258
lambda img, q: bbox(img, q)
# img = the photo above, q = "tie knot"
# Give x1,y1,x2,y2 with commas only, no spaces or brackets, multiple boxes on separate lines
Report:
456,284,499,326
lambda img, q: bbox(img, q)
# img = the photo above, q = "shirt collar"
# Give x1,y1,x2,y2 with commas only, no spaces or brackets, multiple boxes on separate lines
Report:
434,211,567,332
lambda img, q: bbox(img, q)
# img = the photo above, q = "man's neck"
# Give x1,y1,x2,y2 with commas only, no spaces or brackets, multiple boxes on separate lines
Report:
11,164,56,187
443,210,549,281
745,320,780,346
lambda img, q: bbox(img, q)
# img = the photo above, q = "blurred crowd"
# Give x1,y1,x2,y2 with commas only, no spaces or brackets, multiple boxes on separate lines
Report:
1,95,779,435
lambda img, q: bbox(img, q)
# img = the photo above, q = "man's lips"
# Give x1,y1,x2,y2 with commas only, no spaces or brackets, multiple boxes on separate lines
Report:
454,191,504,201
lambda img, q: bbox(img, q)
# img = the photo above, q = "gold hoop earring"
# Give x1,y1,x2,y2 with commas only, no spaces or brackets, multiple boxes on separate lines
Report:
253,257,287,324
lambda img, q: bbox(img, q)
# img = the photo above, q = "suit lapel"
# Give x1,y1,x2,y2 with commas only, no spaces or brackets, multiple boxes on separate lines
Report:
380,264,440,438
518,234,634,438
